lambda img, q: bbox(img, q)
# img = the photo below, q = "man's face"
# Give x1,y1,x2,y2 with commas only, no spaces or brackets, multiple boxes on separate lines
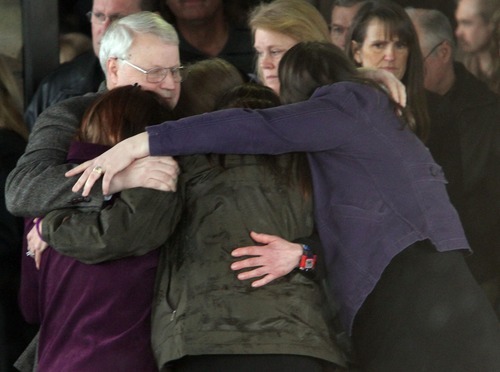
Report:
455,0,493,53
413,24,447,94
108,33,182,108
90,0,142,56
165,0,223,22
330,3,364,50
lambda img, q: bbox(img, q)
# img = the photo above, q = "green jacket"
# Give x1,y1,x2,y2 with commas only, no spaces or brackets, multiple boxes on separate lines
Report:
153,154,346,368
42,153,346,369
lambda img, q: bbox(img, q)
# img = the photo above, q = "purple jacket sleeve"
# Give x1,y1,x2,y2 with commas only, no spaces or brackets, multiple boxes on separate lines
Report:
146,83,368,156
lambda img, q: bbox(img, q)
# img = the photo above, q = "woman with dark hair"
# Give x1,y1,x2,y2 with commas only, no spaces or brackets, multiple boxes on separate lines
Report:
21,85,182,371
347,0,429,140
155,78,345,371
70,41,500,370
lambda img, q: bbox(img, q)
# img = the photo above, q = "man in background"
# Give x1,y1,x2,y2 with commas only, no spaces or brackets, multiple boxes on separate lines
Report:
329,0,365,50
455,0,499,93
24,0,158,129
408,7,500,317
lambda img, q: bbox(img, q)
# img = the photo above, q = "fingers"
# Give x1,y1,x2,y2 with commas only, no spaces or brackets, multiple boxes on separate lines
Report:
65,160,93,177
250,275,277,288
392,79,407,108
230,255,263,270
231,246,263,258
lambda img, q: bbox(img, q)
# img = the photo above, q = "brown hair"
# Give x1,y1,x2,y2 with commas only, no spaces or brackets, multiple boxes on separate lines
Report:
215,83,312,198
78,84,173,146
174,58,246,118
346,0,429,141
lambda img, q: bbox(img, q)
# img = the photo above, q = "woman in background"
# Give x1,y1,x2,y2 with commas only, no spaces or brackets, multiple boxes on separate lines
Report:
347,0,429,140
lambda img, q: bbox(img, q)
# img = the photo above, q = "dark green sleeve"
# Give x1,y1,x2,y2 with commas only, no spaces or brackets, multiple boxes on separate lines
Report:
41,188,183,264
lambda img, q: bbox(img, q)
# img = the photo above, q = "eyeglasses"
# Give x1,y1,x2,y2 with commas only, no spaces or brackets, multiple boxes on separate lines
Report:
86,11,123,25
120,59,184,83
422,41,445,62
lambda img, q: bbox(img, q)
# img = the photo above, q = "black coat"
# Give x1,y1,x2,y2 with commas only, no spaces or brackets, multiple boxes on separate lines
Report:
426,62,500,282
24,51,104,130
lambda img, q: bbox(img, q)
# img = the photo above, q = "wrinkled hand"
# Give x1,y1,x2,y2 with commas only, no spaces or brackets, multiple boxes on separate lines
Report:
358,67,407,107
231,231,303,287
27,218,49,270
108,156,179,194
65,132,150,196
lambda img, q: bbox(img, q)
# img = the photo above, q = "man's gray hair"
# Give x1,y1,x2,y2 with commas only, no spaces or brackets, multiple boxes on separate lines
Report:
99,11,179,74
406,7,456,55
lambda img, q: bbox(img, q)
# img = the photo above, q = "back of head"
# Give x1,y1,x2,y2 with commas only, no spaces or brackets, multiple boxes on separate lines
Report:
215,83,281,110
79,84,174,146
0,55,28,140
279,41,359,104
174,58,245,117
249,0,330,43
406,8,456,56
99,11,179,74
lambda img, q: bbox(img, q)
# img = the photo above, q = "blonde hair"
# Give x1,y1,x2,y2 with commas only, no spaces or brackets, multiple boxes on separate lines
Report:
0,56,29,140
249,0,330,43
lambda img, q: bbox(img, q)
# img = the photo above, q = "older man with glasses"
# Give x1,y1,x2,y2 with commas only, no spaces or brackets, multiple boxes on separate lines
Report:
7,11,181,217
24,0,158,130
407,7,500,319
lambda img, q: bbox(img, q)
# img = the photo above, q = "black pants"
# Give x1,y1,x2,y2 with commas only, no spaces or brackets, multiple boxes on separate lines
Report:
352,240,500,372
169,354,339,372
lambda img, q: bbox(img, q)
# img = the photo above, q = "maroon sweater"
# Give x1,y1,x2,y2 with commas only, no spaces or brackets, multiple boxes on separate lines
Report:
19,141,159,371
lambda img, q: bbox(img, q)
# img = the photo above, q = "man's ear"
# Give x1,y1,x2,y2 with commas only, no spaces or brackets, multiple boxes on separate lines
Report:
439,41,453,63
351,40,362,64
106,57,119,86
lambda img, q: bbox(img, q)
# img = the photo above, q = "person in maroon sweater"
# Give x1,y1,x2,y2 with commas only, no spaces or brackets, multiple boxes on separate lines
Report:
20,85,182,371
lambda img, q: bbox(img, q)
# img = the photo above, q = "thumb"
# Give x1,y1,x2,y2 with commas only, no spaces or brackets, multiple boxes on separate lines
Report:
249,231,277,245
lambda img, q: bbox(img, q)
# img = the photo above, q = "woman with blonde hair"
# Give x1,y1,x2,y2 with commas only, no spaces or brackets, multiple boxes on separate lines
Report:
249,0,406,105
249,0,330,94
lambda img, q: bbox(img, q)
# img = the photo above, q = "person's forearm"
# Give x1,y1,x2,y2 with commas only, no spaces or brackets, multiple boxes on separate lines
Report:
5,95,104,217
42,188,183,264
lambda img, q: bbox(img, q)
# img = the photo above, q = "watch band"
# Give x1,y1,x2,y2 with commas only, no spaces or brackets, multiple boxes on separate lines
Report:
298,244,317,271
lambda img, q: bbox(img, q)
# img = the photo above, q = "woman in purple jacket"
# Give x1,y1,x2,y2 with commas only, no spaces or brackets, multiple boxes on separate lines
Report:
68,42,500,371
21,85,181,371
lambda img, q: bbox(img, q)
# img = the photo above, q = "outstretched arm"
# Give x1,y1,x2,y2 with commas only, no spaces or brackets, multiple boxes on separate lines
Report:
41,187,183,264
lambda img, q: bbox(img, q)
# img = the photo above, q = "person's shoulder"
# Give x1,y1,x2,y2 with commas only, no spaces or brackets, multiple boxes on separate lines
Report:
454,62,499,104
39,51,99,84
314,82,383,105
38,91,101,120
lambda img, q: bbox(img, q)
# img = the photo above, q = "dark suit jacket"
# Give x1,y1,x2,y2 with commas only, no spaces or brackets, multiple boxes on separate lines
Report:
427,62,500,282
